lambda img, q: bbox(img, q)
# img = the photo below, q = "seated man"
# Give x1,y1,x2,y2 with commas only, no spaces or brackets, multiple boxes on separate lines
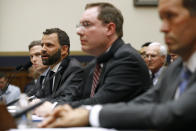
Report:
0,72,21,104
68,1,151,108
25,40,48,95
145,42,167,85
30,28,83,114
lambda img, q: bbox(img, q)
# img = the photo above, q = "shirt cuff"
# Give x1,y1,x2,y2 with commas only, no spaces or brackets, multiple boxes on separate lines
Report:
89,105,103,127
52,102,58,110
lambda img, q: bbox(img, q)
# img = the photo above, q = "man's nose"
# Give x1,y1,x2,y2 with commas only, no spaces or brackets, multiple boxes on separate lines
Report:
32,56,37,62
76,26,85,36
160,20,170,33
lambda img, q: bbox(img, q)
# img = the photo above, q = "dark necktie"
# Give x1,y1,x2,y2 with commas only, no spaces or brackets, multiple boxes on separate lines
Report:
178,67,192,97
151,73,155,81
90,63,102,97
49,70,55,90
44,70,55,95
38,75,44,87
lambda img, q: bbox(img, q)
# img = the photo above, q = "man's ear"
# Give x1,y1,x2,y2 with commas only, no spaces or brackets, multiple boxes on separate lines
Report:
106,22,116,36
61,45,69,57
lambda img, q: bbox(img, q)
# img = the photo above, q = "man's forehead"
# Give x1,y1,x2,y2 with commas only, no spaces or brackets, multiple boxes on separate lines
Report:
158,0,183,12
80,7,99,22
41,33,59,44
30,45,42,51
146,47,160,54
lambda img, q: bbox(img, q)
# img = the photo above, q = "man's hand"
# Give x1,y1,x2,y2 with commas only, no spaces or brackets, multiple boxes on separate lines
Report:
38,104,89,128
29,98,41,106
34,101,53,117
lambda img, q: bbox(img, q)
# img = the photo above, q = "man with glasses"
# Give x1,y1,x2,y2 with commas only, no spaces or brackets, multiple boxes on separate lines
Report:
145,42,167,85
60,2,151,108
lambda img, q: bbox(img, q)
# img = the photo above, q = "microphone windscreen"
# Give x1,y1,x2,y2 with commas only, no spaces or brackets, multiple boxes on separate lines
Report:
15,65,23,71
23,61,32,70
15,61,32,71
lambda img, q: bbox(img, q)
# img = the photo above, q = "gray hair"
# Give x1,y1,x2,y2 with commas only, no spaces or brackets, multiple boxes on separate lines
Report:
149,42,167,57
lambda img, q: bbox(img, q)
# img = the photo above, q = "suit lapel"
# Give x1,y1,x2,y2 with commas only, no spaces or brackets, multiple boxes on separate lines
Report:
169,63,183,99
52,57,70,94
186,70,196,90
86,63,96,95
42,71,53,96
94,38,124,93
168,62,196,99
169,75,181,99
161,59,183,100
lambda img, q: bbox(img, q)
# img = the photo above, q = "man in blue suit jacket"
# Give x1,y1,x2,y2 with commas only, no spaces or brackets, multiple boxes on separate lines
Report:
40,0,196,130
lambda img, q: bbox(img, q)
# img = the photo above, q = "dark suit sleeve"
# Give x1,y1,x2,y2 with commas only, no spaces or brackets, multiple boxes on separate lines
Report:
70,49,151,108
48,69,84,104
99,87,196,130
98,59,196,130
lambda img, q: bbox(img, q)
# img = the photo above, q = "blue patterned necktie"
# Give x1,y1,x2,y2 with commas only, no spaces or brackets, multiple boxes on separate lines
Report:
178,67,192,96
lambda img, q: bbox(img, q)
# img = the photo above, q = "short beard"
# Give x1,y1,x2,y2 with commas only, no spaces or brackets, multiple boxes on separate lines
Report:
43,49,61,65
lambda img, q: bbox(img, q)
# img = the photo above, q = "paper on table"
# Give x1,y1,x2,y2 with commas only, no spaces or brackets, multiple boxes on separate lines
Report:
31,115,43,122
9,127,117,131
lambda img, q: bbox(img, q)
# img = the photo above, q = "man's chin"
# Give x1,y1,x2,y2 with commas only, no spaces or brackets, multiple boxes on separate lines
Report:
168,47,178,54
42,61,50,66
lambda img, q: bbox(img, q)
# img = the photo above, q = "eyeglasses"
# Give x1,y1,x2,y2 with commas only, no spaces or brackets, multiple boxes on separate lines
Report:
145,54,159,59
76,21,93,30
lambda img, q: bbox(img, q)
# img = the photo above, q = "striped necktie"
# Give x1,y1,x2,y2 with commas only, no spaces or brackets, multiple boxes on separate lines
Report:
90,63,102,97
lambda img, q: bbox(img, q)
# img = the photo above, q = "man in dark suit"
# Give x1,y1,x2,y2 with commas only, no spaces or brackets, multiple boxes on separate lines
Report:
145,42,167,85
39,0,196,130
65,2,151,108
32,28,83,116
25,40,48,95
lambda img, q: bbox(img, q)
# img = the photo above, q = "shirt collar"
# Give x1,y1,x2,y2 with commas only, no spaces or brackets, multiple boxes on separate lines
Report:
41,68,50,76
184,51,196,73
154,66,164,78
51,62,61,73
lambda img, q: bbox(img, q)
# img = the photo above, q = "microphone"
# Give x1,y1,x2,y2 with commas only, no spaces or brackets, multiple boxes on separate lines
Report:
16,61,32,71
12,99,46,119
